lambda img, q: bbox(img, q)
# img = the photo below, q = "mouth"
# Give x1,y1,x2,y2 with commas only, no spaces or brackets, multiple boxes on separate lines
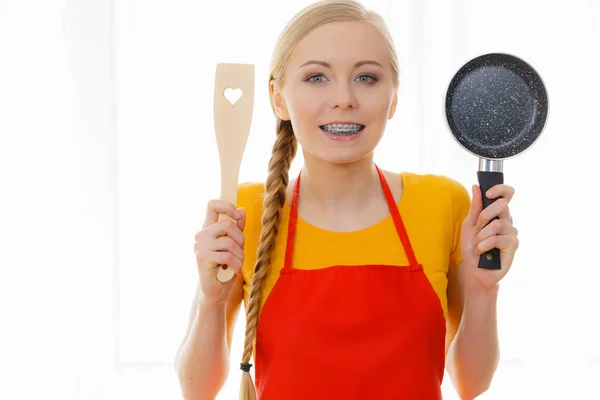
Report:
319,123,365,136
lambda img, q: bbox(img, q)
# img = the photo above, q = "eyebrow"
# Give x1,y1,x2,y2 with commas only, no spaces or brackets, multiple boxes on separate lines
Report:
298,60,384,69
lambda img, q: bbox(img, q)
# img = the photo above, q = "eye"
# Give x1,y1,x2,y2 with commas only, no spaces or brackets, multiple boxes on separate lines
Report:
356,74,378,84
305,73,378,84
306,74,327,83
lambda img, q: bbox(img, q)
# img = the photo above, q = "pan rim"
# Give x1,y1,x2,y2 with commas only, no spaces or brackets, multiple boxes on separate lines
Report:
443,52,549,160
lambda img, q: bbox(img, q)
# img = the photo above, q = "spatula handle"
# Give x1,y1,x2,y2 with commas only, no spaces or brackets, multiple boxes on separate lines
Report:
216,264,235,282
216,213,237,282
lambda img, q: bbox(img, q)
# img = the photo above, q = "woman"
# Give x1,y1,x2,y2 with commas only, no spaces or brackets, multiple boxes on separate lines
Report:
175,1,519,399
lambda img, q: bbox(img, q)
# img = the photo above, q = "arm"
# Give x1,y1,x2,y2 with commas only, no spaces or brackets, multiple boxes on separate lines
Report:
445,260,500,400
175,277,244,400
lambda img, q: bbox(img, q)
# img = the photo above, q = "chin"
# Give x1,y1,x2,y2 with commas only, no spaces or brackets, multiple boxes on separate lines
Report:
314,149,373,165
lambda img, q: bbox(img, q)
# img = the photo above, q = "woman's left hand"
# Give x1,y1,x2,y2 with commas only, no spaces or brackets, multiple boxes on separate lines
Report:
460,184,519,290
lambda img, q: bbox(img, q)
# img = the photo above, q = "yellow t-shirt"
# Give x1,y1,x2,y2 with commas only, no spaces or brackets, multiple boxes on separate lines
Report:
236,171,471,320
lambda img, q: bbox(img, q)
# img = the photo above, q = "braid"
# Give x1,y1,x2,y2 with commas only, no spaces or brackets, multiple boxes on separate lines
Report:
239,118,297,399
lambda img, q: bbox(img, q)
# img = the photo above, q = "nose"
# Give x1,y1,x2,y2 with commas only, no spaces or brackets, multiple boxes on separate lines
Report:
330,82,358,109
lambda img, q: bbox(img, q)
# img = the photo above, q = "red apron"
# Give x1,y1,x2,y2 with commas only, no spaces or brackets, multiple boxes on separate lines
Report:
255,164,446,399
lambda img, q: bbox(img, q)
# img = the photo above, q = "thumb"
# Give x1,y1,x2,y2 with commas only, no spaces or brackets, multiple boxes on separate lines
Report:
464,184,483,227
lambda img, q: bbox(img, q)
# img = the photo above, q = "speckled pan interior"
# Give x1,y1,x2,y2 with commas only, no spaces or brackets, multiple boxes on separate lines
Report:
445,53,548,160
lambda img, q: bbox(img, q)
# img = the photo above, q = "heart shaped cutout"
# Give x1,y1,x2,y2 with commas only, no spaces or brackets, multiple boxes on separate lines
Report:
224,88,243,105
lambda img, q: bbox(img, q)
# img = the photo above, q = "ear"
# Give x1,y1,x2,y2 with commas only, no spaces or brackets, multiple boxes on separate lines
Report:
388,91,398,119
270,80,291,121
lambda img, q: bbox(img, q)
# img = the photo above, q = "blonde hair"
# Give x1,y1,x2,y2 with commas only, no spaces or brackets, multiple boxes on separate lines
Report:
239,1,400,398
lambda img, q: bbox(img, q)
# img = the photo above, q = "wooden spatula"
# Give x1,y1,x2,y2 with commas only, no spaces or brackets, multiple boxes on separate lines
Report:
213,63,254,282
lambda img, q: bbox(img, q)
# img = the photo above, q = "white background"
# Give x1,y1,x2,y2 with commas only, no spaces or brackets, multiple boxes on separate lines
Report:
1,0,599,398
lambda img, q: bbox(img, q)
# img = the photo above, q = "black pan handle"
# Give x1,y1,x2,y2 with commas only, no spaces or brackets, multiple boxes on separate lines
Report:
477,171,504,270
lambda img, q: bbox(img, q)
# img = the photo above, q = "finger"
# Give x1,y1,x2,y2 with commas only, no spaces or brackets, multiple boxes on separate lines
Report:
485,184,516,204
475,219,516,242
464,185,483,227
477,233,519,254
212,236,245,262
236,208,246,233
203,199,242,228
207,218,245,248
203,251,243,274
476,198,511,229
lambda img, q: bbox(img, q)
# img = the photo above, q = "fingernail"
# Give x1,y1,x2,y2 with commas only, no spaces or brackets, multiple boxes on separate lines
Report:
486,190,493,198
235,210,242,218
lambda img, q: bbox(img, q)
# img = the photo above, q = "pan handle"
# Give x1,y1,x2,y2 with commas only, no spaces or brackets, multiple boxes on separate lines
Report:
477,171,504,270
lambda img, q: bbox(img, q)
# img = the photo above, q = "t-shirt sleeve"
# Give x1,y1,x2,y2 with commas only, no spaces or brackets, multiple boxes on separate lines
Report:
235,181,264,287
448,178,472,269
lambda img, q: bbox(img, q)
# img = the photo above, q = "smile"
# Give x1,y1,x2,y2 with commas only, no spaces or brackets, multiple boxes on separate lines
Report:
319,123,365,135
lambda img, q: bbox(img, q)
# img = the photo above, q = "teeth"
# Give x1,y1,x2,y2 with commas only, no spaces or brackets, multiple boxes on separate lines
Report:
320,123,364,135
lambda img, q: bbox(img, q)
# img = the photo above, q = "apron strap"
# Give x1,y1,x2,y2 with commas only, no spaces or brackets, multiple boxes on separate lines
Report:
282,172,301,273
375,165,420,268
283,164,420,272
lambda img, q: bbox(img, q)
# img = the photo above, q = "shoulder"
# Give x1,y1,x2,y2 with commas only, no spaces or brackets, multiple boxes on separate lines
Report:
401,171,462,189
402,171,469,201
400,171,471,223
236,181,266,238
236,181,265,208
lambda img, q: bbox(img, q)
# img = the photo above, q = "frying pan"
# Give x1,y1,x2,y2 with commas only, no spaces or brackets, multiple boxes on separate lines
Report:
445,53,548,270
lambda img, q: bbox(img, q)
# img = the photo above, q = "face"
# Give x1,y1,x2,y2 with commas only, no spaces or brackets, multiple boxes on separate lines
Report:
270,20,398,165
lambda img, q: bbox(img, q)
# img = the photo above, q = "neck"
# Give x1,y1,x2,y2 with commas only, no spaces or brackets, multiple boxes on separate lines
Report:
298,154,380,213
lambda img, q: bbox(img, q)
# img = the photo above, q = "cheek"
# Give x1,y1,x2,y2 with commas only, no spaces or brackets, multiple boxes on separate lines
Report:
287,90,326,124
363,91,394,118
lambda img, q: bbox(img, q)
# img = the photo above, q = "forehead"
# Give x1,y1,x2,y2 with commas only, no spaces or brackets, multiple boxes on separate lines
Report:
287,20,389,69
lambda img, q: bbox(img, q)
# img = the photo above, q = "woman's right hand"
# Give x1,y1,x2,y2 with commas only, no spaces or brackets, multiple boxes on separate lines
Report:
194,199,246,306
